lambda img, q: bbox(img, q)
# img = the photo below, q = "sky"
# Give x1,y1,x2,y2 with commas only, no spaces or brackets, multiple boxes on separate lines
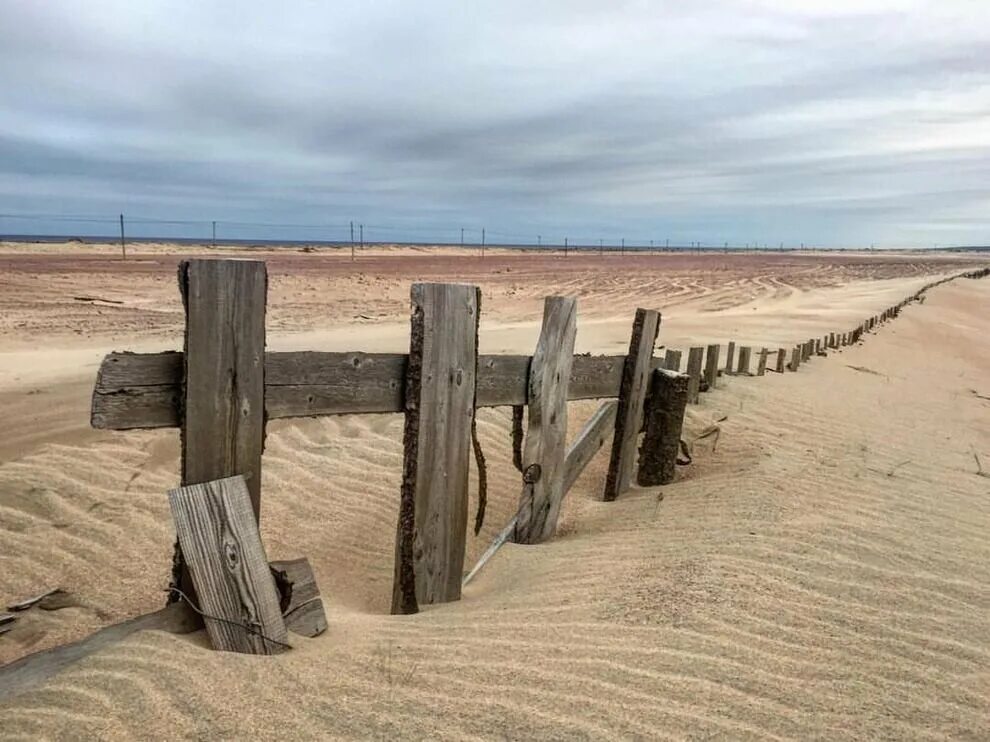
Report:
1,0,988,247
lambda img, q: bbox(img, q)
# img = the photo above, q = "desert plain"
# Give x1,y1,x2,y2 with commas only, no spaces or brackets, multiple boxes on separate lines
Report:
1,242,989,739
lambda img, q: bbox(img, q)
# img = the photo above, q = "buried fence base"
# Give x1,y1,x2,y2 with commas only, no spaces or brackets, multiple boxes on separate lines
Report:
637,369,690,486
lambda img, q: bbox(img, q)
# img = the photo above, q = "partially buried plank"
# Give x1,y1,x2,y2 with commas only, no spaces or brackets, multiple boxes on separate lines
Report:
391,283,480,615
270,557,327,638
513,296,577,544
168,475,289,654
603,308,661,502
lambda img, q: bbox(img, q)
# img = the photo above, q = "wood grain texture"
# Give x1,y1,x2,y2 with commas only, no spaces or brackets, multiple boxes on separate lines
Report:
179,259,267,518
638,369,689,486
270,557,327,638
91,352,628,430
704,344,720,389
513,296,577,544
392,283,479,614
662,349,681,372
756,348,769,376
603,309,660,502
168,476,288,654
686,347,704,404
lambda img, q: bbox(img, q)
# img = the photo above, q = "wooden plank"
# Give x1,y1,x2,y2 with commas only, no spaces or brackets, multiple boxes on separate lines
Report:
392,283,480,614
0,603,197,704
513,296,577,544
686,346,704,403
563,400,618,495
168,475,289,654
179,259,267,518
662,349,681,372
637,369,689,486
704,344,720,389
756,348,769,376
91,352,629,430
724,341,736,375
603,309,661,502
270,557,327,638
736,346,752,375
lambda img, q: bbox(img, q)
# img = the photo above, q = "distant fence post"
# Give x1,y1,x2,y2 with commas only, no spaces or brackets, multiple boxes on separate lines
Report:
724,341,736,376
392,283,480,614
604,308,660,502
789,345,801,371
686,346,704,403
663,348,681,372
736,346,752,375
637,369,689,486
775,348,786,373
514,296,577,542
756,347,768,376
704,344,720,389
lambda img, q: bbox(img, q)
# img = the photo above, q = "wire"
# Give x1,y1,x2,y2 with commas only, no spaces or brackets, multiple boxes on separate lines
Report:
166,586,293,651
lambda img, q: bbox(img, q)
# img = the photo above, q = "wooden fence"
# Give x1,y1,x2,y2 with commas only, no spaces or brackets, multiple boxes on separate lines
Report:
83,259,989,653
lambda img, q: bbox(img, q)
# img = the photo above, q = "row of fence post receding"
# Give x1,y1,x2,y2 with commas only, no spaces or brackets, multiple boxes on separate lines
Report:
85,261,990,653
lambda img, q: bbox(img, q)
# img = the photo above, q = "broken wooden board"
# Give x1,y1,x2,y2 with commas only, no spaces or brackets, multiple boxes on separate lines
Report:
603,309,660,502
168,475,289,654
513,296,577,544
270,557,327,638
392,283,480,614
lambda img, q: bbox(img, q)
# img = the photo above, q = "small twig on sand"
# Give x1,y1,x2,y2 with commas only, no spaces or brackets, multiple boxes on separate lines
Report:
846,364,885,377
887,460,911,477
975,453,990,479
73,296,124,304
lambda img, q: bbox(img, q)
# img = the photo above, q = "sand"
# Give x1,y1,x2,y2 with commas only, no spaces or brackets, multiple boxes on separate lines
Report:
1,244,988,739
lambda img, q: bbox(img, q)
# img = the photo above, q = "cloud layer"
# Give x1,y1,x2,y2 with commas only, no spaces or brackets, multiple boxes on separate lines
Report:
1,0,988,246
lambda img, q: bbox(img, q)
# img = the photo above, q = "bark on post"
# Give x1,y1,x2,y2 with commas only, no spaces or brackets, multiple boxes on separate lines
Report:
392,283,480,615
603,308,661,502
724,341,736,376
637,369,689,486
704,344,720,389
686,346,704,403
736,346,752,375
756,347,768,376
514,296,577,542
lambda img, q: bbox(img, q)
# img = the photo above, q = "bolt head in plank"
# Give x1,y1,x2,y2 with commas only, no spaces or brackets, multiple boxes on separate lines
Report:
514,296,577,541
392,283,480,614
603,308,660,502
168,475,288,654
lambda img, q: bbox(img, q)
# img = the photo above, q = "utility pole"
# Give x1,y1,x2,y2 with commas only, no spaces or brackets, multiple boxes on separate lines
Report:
360,224,364,251
665,238,669,250
212,220,216,248
350,221,355,262
621,237,624,255
564,237,568,257
119,213,126,260
460,227,464,248
538,235,541,248
599,238,604,256
481,228,485,258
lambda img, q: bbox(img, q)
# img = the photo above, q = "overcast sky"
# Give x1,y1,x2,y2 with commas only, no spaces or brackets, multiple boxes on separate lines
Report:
1,0,988,246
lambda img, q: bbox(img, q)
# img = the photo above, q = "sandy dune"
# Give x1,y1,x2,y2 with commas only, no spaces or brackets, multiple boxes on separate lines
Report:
1,245,988,738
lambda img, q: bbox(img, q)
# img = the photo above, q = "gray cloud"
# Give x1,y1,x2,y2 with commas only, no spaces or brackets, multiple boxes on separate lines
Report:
0,0,988,246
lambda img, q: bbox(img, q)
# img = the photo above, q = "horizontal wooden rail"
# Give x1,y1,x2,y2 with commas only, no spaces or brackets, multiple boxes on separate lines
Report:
91,351,641,430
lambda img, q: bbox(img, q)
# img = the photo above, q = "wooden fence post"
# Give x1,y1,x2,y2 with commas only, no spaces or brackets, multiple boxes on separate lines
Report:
756,347,768,376
637,370,689,486
775,348,786,373
789,346,801,371
392,283,480,614
179,259,267,517
686,346,704,403
514,296,577,542
603,309,660,502
704,344,720,389
736,346,752,375
724,341,736,376
663,348,681,372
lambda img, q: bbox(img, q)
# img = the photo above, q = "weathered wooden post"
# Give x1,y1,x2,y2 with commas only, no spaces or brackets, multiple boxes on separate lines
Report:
736,346,752,375
514,296,577,540
179,259,267,517
637,369,689,486
603,308,660,502
663,348,681,372
756,347,768,376
724,341,736,376
775,348,786,373
686,346,704,403
789,345,801,371
392,283,480,615
704,344,720,389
